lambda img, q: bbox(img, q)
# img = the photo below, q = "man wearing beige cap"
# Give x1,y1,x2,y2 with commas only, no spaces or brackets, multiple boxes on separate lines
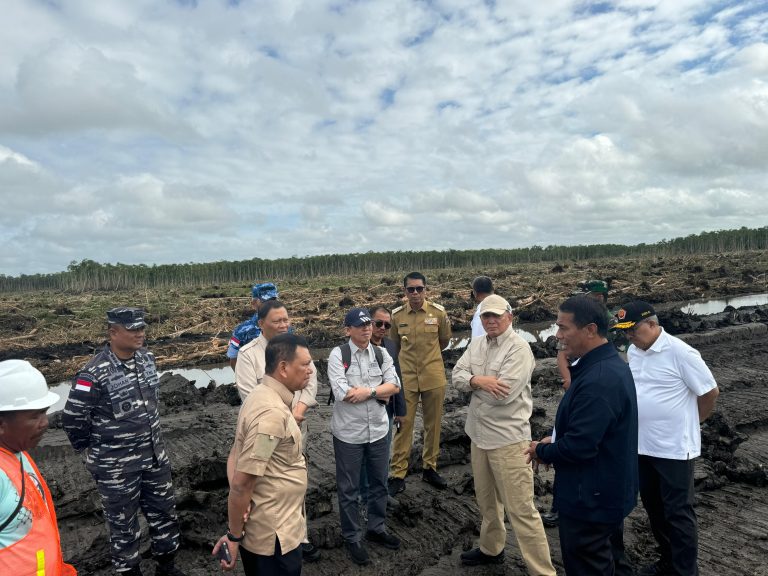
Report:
452,295,555,573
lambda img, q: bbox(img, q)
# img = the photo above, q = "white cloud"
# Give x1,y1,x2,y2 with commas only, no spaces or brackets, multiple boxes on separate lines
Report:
0,0,766,275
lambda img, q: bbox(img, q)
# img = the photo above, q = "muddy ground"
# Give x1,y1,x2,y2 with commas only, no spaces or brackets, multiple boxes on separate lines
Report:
31,303,768,575
3,251,766,575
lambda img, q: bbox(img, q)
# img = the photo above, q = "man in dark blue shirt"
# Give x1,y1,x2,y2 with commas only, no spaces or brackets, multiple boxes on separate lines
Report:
526,295,638,576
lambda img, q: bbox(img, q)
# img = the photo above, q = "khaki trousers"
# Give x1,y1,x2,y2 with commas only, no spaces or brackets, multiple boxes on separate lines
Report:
472,441,556,576
390,386,445,479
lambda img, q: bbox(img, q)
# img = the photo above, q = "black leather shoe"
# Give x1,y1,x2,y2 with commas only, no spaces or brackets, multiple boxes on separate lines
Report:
366,529,401,550
121,568,143,576
460,547,504,566
540,510,559,527
301,542,321,563
388,477,405,495
638,561,674,575
422,468,447,489
345,541,371,565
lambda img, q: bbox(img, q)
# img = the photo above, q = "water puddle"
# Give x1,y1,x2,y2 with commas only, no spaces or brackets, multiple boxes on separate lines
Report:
48,364,235,414
680,292,768,316
444,321,558,350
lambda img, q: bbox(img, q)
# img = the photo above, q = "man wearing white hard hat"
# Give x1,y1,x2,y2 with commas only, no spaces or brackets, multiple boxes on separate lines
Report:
0,359,77,575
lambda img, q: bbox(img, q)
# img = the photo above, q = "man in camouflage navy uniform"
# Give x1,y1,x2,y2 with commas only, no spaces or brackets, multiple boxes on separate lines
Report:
62,308,185,576
226,282,279,368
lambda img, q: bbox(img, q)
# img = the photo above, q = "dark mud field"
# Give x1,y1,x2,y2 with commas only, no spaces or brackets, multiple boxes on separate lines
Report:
3,251,767,575
32,308,768,575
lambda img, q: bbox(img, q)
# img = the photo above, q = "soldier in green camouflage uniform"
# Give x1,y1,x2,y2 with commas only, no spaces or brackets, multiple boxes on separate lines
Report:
62,308,185,576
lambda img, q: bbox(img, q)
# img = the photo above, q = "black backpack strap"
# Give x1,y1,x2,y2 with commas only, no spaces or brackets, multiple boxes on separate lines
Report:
0,455,26,533
372,345,384,370
340,343,352,373
329,343,353,406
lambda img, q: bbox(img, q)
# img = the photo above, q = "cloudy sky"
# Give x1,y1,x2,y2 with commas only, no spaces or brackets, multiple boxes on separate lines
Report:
1,0,766,276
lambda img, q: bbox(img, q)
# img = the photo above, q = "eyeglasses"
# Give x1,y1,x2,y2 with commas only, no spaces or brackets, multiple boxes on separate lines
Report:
405,286,425,294
374,320,392,329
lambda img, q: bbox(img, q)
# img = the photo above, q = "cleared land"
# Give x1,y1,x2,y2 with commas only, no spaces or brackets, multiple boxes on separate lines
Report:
1,250,766,575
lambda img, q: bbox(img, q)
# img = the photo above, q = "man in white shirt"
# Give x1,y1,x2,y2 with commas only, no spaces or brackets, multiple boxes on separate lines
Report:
614,301,719,576
470,276,494,338
328,308,402,566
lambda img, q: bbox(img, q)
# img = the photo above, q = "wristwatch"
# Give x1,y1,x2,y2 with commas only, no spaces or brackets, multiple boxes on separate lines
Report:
370,388,377,398
226,530,244,542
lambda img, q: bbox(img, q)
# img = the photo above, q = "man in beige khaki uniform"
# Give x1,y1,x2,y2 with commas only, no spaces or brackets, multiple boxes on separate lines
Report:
388,272,452,494
231,300,320,562
234,300,318,418
452,295,555,574
214,333,313,575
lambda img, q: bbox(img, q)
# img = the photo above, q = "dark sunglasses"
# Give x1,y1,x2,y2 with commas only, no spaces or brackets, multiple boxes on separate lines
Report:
374,320,392,329
406,286,425,293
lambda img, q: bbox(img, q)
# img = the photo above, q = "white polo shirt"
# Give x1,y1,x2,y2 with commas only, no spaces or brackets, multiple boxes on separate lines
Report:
471,306,485,338
628,328,717,460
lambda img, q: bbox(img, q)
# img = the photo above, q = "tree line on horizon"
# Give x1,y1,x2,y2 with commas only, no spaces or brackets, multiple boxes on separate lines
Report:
1,226,766,293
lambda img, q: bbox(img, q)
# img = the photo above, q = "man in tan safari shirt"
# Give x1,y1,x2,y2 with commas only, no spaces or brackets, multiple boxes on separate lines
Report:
452,295,555,574
231,299,320,562
214,333,313,575
234,300,318,419
388,271,452,494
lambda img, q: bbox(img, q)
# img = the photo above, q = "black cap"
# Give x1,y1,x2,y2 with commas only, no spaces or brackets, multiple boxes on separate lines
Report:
614,301,655,329
107,307,147,330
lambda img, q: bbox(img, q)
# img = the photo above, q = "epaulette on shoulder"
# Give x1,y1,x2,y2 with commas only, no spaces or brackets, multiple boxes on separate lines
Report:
392,305,405,314
239,337,261,355
429,301,446,312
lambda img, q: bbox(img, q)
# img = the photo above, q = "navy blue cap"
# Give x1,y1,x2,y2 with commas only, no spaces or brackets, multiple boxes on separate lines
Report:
107,307,146,330
344,308,372,327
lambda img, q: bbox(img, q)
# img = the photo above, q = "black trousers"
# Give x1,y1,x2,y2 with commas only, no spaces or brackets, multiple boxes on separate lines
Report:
639,455,698,575
240,537,302,576
559,514,633,576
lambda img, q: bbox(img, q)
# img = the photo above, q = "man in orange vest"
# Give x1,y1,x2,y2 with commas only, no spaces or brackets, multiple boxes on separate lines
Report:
0,359,76,575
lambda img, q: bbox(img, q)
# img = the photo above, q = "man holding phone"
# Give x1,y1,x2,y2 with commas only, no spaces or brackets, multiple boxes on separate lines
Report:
213,334,313,575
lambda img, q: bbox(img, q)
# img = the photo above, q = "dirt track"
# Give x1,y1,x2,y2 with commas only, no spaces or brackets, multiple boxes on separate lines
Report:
33,302,768,576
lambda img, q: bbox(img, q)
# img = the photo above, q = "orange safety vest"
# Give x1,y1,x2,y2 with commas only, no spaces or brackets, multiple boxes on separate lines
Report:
0,447,77,576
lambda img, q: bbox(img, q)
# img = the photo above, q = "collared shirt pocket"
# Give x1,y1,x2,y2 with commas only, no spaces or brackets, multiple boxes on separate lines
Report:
250,419,286,462
398,325,412,348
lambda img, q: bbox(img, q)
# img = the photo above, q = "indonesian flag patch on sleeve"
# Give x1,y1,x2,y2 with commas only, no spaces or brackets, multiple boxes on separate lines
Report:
229,336,241,350
75,376,93,392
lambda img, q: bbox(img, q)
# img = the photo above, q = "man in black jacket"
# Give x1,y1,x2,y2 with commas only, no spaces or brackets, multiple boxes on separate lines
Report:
526,296,638,576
